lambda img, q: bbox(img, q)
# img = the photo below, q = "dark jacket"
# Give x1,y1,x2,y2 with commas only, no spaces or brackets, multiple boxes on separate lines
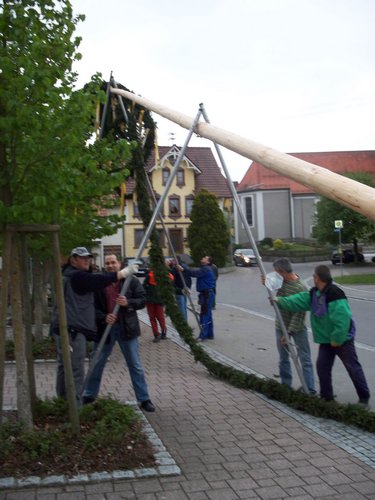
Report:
170,264,192,295
95,276,146,341
51,265,118,337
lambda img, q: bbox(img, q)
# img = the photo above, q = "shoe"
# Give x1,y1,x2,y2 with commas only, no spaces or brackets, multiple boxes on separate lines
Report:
153,335,161,343
140,400,155,412
358,398,369,407
161,331,167,339
82,395,96,405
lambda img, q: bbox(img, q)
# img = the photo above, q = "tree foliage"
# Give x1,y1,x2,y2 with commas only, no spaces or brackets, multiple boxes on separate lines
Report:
0,0,132,254
312,172,375,245
187,189,230,267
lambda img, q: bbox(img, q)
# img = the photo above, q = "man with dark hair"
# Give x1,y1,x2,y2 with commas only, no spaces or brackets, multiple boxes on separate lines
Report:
83,254,155,412
269,258,315,393
275,264,370,404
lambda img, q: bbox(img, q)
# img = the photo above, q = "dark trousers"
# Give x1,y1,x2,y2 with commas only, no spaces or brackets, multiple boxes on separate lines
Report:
316,339,370,401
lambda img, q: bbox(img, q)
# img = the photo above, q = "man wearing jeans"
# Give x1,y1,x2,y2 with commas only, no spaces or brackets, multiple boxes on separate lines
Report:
275,264,370,405
82,254,155,412
271,258,315,394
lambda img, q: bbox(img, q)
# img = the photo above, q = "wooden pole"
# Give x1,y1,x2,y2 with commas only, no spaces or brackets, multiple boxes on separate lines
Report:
51,232,80,435
111,88,375,220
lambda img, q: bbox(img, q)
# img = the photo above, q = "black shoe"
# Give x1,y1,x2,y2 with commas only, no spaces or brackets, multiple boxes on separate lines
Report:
161,332,167,339
358,398,369,407
82,395,96,405
153,335,161,343
140,400,155,412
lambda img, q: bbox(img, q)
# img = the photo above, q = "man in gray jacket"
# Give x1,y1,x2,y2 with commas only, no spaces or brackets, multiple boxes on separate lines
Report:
51,247,136,405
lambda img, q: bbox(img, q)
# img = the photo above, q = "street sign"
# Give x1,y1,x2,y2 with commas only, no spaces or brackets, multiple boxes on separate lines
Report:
334,220,343,228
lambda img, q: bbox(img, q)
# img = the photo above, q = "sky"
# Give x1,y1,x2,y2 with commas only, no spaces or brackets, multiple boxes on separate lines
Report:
70,0,375,182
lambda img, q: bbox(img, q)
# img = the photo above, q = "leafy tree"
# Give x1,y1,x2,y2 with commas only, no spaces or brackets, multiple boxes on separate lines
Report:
187,189,230,267
0,0,132,429
312,172,375,246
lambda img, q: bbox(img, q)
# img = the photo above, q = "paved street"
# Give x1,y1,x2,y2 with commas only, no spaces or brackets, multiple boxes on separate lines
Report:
2,260,375,498
2,309,375,498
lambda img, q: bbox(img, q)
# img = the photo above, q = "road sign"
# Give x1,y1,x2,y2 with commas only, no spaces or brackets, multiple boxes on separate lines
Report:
334,220,343,229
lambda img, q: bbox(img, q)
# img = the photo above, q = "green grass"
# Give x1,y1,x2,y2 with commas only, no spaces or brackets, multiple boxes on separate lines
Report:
335,274,375,285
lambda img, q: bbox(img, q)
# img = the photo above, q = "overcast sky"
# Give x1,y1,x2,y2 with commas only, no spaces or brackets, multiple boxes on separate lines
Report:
70,0,375,182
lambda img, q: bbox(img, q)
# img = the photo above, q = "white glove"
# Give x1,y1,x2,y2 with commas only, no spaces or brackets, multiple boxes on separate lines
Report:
118,264,139,279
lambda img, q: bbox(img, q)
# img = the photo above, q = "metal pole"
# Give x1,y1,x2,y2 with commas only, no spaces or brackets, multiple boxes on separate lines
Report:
99,73,112,140
82,104,204,396
144,172,202,332
199,103,309,394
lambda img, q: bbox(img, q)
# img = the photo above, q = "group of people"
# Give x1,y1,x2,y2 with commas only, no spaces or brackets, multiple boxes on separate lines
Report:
52,246,370,412
52,247,218,411
267,258,370,405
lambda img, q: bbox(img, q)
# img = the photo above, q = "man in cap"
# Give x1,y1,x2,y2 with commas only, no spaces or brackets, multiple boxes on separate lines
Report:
51,247,137,405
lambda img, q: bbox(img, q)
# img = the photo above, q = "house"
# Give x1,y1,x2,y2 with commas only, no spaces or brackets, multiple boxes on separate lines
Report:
235,150,375,244
94,145,232,266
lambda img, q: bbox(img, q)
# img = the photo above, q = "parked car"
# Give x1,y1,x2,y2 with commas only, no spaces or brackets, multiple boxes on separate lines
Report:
125,257,149,278
233,248,257,267
331,249,364,265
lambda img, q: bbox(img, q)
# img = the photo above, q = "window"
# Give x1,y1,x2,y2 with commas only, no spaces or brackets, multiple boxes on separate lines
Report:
156,229,165,247
169,196,180,216
176,169,185,187
245,197,253,226
185,197,194,217
134,229,144,248
155,197,164,216
133,203,140,218
162,168,170,185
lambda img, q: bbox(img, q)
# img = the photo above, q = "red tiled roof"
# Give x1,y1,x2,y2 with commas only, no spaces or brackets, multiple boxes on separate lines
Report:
237,150,375,194
125,146,231,197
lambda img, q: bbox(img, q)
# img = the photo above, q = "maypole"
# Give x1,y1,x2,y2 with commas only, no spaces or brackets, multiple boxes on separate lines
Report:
111,88,375,221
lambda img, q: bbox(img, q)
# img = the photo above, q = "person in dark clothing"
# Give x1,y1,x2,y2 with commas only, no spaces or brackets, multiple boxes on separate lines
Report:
275,264,370,405
51,247,137,405
183,256,216,341
168,257,192,321
82,254,154,412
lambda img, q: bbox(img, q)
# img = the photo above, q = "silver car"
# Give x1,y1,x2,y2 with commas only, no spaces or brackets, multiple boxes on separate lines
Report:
233,248,257,267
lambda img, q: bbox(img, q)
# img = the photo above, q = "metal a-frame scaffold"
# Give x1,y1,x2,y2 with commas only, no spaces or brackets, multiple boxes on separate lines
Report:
81,74,311,397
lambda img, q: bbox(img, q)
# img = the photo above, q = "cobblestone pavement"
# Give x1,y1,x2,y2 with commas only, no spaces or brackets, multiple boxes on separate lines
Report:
2,318,375,499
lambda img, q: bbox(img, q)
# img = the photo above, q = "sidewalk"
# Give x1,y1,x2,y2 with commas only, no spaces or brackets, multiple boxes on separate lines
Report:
2,313,375,499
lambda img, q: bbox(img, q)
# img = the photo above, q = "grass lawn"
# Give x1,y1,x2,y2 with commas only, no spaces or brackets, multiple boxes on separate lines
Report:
334,274,375,285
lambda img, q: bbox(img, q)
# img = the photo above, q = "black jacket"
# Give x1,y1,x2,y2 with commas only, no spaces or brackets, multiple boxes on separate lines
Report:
95,276,146,341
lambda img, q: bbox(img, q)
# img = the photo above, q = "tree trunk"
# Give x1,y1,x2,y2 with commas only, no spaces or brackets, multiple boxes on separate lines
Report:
111,88,375,221
0,230,12,422
10,234,33,429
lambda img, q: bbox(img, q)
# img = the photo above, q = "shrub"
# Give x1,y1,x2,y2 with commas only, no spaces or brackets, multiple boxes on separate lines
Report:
260,237,273,248
273,239,284,249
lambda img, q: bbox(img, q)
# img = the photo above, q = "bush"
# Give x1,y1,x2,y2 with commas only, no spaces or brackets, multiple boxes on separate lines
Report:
273,239,284,249
260,237,273,247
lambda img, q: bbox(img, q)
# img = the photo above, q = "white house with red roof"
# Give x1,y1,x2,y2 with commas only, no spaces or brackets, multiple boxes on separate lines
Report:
235,151,375,244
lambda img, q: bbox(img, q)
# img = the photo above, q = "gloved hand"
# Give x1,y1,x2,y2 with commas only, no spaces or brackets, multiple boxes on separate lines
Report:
118,264,139,279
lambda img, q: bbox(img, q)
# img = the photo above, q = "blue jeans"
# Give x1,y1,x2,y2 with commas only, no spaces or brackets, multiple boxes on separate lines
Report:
199,290,215,339
276,328,315,393
176,293,187,321
83,323,150,403
317,339,370,401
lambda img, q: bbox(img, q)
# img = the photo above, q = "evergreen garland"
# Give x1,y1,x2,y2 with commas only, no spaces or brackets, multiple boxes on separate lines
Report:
102,83,375,434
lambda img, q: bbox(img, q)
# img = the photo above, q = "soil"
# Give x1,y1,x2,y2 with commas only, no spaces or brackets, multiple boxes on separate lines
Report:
0,409,156,479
